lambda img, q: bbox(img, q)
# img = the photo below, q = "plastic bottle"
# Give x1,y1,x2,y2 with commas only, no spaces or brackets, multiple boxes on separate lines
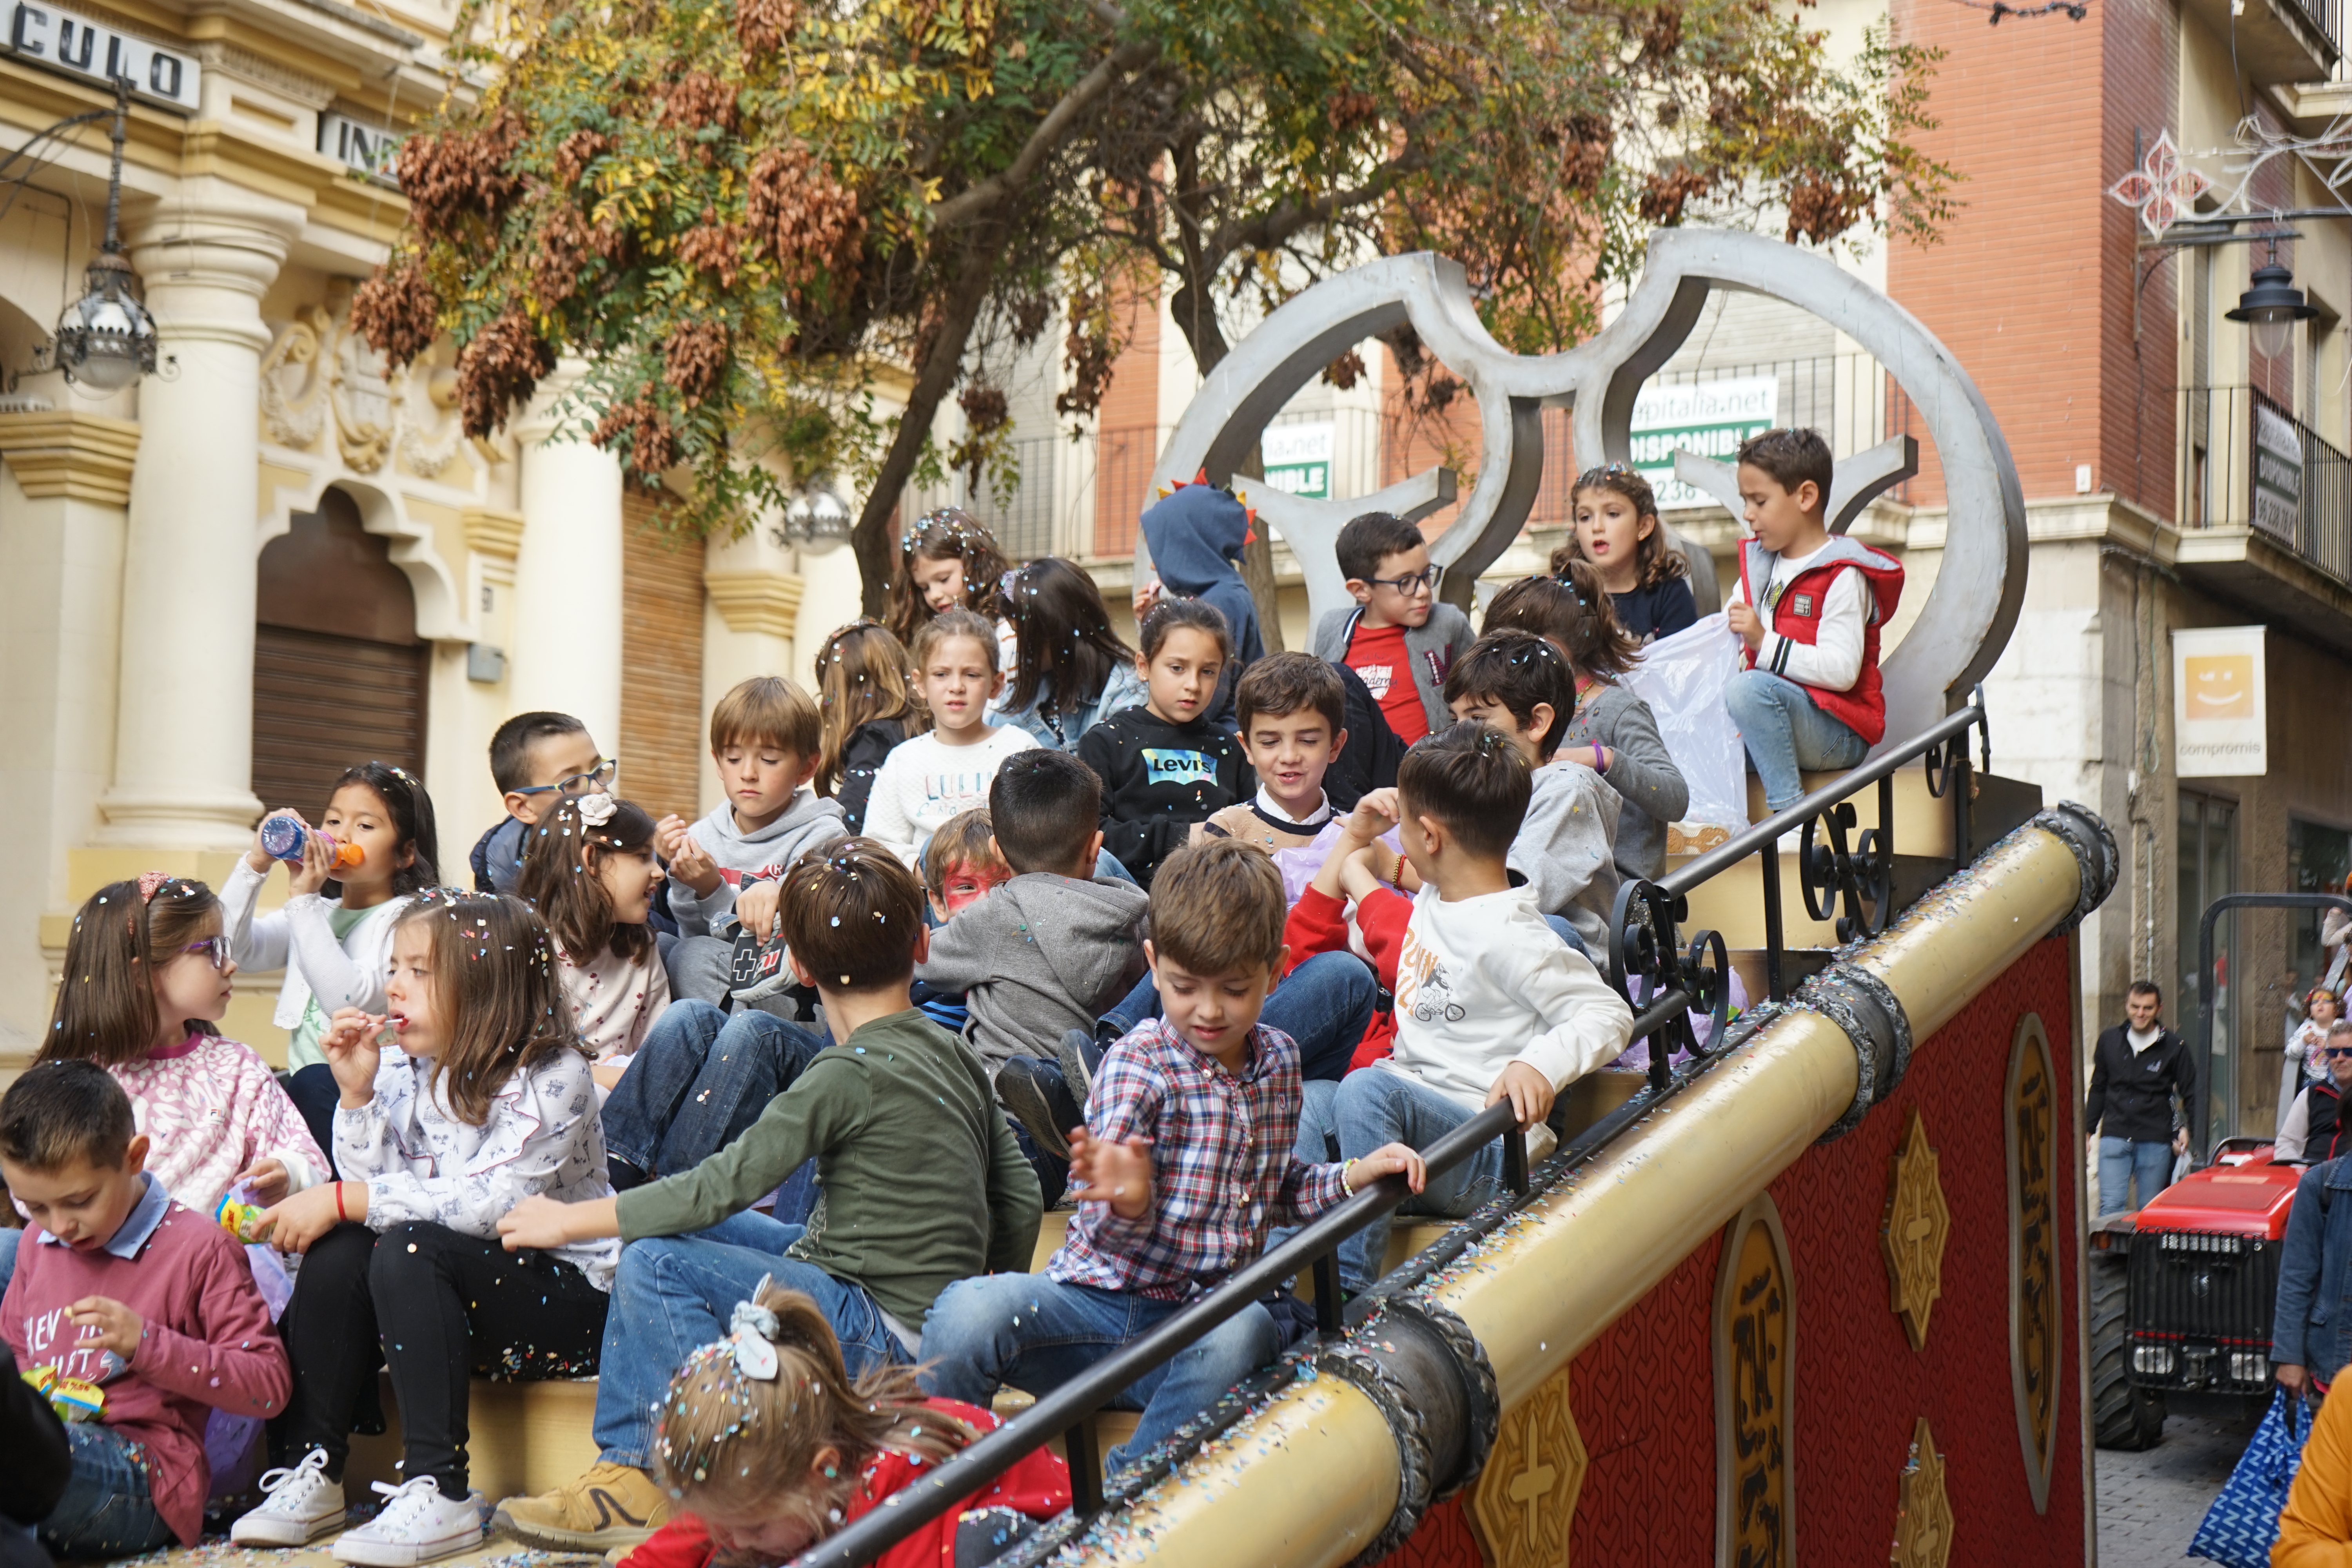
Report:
259,814,363,869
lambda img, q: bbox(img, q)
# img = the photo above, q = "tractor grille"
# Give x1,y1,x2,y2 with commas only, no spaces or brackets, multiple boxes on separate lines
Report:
2125,1230,2279,1392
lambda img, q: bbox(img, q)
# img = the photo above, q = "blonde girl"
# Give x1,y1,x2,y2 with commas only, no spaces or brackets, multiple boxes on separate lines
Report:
516,793,671,1088
1553,464,1696,643
812,622,924,834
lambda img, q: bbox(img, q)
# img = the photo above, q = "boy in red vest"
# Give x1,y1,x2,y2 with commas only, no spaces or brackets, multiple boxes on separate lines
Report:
1722,428,1906,814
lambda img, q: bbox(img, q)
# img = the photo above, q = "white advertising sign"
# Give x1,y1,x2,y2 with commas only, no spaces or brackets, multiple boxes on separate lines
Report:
2252,402,2302,544
2172,625,2267,778
1263,421,1333,499
1630,376,1779,509
0,2,201,111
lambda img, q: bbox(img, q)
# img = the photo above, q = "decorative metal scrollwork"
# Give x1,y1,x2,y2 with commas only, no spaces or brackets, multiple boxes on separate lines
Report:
1795,800,1895,944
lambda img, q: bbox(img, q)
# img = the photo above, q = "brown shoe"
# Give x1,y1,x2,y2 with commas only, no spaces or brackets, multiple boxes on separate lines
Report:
492,1463,670,1552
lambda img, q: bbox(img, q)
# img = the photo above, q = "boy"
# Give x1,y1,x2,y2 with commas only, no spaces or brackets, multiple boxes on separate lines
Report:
1306,723,1635,1292
1203,653,1352,904
920,840,1423,1475
1442,631,1621,955
1312,511,1477,744
492,839,1042,1550
656,675,847,1007
910,807,1012,1038
470,711,609,894
1721,427,1906,813
0,1062,291,1557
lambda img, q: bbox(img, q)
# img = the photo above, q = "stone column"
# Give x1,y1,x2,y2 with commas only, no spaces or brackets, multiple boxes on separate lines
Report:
99,189,299,849
508,370,624,751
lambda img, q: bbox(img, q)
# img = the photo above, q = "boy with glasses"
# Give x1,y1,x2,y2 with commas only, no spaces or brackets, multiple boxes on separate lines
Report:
1312,511,1475,744
470,712,614,895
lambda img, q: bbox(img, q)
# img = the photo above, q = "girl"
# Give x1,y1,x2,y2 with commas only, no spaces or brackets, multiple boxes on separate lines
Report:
1484,563,1690,880
620,1282,1069,1568
862,608,1037,869
997,555,1146,751
1076,599,1247,887
223,760,440,1161
231,891,616,1564
37,874,324,1212
882,507,1013,660
2283,987,2346,1134
515,793,671,1091
813,621,923,835
1553,464,1697,643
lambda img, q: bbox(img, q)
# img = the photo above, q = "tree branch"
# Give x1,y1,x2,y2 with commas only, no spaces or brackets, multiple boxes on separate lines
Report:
929,31,1161,230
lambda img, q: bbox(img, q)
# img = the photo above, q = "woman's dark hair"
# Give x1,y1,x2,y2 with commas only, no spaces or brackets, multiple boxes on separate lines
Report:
884,508,1010,645
1554,466,1689,590
1139,597,1232,664
1483,561,1642,680
1003,557,1136,717
515,795,659,965
325,761,441,900
41,877,224,1067
390,891,584,1127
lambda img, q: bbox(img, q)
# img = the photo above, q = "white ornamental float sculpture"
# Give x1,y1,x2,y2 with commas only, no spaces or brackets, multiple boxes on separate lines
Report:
1143,228,2028,749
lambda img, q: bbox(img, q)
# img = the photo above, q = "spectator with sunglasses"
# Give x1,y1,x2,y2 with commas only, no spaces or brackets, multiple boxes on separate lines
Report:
1314,511,1477,744
2279,1020,2352,1166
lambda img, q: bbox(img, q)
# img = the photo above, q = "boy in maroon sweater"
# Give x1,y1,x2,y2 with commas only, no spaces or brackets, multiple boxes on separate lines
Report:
0,1061,290,1557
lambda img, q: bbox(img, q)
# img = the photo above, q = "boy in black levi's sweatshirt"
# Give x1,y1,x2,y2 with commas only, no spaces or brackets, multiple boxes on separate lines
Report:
1076,599,1249,887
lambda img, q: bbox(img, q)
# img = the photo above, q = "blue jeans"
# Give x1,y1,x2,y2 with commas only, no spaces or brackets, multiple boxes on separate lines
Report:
919,1273,1281,1473
2098,1135,2176,1216
1722,668,1869,813
0,1226,18,1299
1100,951,1376,1083
39,1424,175,1557
601,1000,827,1221
1301,1068,1511,1292
590,1211,909,1467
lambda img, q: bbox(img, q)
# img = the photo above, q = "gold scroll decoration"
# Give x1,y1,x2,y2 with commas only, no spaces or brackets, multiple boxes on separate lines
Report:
1715,1192,1795,1568
2007,1013,2059,1514
1880,1107,1951,1352
1891,1417,1955,1568
1466,1364,1587,1568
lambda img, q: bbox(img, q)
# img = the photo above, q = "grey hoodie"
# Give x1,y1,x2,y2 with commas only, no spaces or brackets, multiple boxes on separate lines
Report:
667,790,848,938
1559,682,1689,882
1512,758,1624,953
916,873,1151,1073
1311,603,1477,739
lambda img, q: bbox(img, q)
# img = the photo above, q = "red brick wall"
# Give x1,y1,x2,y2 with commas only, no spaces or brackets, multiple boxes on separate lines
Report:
1092,275,1163,557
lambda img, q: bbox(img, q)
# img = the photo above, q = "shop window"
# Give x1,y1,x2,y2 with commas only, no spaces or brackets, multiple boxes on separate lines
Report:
2179,792,2239,1137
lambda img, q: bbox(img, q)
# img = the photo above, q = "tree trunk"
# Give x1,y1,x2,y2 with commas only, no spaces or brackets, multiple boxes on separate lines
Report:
1165,274,1284,651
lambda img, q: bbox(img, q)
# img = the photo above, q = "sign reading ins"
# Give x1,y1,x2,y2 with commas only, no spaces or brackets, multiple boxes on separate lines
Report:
1,2,201,111
320,111,402,186
1630,376,1778,509
2172,624,2267,778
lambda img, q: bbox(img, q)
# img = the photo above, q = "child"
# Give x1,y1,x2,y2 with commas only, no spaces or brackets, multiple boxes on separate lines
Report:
2,1061,291,1557
470,712,610,895
488,840,1041,1552
2278,1019,2352,1163
230,892,617,1564
2285,987,2345,1126
1442,632,1621,954
515,793,672,1090
224,760,441,1161
864,609,1037,869
656,676,847,1008
1722,428,1906,813
617,1282,1070,1568
1203,653,1355,904
40,874,325,1220
1138,479,1266,675
883,507,1013,661
1076,600,1247,889
920,840,1423,1475
1483,565,1689,880
909,809,1011,1039
1312,510,1476,744
1303,724,1635,1292
812,622,922,835
998,556,1147,751
1553,464,1697,644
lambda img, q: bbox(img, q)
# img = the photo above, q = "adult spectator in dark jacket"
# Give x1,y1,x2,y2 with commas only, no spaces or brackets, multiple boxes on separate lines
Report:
2275,1154,2352,1401
1,1338,70,1568
2084,980,2195,1215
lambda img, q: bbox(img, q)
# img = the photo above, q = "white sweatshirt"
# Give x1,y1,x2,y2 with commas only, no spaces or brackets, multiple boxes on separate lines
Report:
1384,883,1637,1136
1724,541,1871,692
862,725,1037,867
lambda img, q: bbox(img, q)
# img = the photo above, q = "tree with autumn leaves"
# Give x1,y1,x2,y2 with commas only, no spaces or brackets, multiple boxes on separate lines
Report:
354,0,1955,616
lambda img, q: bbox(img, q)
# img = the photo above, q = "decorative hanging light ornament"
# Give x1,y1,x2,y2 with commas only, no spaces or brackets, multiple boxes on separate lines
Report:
45,82,159,393
2226,239,2320,361
781,479,853,553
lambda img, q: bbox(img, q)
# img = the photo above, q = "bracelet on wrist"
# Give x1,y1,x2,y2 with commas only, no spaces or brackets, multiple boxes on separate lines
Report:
1341,1158,1357,1195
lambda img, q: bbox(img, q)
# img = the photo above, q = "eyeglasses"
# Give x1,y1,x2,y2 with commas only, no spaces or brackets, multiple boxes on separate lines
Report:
513,757,620,798
2327,1045,2352,1058
181,936,231,972
1367,566,1438,595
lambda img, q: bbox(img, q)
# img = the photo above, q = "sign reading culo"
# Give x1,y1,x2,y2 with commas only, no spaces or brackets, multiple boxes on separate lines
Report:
2172,624,2267,777
1,1,202,111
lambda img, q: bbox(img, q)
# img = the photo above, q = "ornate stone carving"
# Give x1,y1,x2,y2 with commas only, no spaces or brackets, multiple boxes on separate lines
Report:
1715,1193,1794,1568
2008,1013,2060,1514
1890,1417,1954,1568
1881,1107,1951,1352
260,282,463,478
1466,1363,1585,1568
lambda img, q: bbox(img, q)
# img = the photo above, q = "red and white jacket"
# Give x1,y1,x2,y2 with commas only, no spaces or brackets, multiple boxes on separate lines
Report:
1733,535,1905,745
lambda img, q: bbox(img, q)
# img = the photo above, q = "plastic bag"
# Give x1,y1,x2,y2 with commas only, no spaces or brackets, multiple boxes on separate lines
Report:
1620,613,1749,851
2188,1385,2310,1567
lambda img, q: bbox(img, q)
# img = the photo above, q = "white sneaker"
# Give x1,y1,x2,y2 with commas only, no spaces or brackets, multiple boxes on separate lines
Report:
332,1476,485,1566
232,1448,348,1546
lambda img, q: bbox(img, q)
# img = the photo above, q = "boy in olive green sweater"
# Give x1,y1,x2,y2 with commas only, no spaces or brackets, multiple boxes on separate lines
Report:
490,838,1042,1551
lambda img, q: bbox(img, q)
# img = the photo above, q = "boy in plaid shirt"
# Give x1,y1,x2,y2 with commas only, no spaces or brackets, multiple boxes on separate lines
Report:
920,839,1421,1474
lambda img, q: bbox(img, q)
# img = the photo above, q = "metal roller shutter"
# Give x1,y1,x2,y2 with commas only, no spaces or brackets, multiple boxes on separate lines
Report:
620,494,706,825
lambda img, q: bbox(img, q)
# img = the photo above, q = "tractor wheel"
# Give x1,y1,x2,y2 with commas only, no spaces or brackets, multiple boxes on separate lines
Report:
2091,1248,2166,1450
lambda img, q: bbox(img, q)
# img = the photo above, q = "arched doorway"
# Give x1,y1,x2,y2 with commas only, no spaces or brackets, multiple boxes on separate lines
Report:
250,488,428,816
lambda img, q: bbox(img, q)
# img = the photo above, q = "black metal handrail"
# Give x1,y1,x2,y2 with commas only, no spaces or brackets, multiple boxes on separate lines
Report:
796,693,1996,1568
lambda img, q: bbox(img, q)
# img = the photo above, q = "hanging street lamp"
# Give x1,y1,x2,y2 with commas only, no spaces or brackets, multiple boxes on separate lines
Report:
31,80,160,393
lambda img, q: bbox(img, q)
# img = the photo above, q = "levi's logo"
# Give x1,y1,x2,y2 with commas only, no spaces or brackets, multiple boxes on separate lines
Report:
1791,592,1815,617
1142,748,1216,786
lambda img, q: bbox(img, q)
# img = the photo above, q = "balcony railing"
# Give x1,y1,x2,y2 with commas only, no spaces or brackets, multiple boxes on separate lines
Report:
2178,385,2352,586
